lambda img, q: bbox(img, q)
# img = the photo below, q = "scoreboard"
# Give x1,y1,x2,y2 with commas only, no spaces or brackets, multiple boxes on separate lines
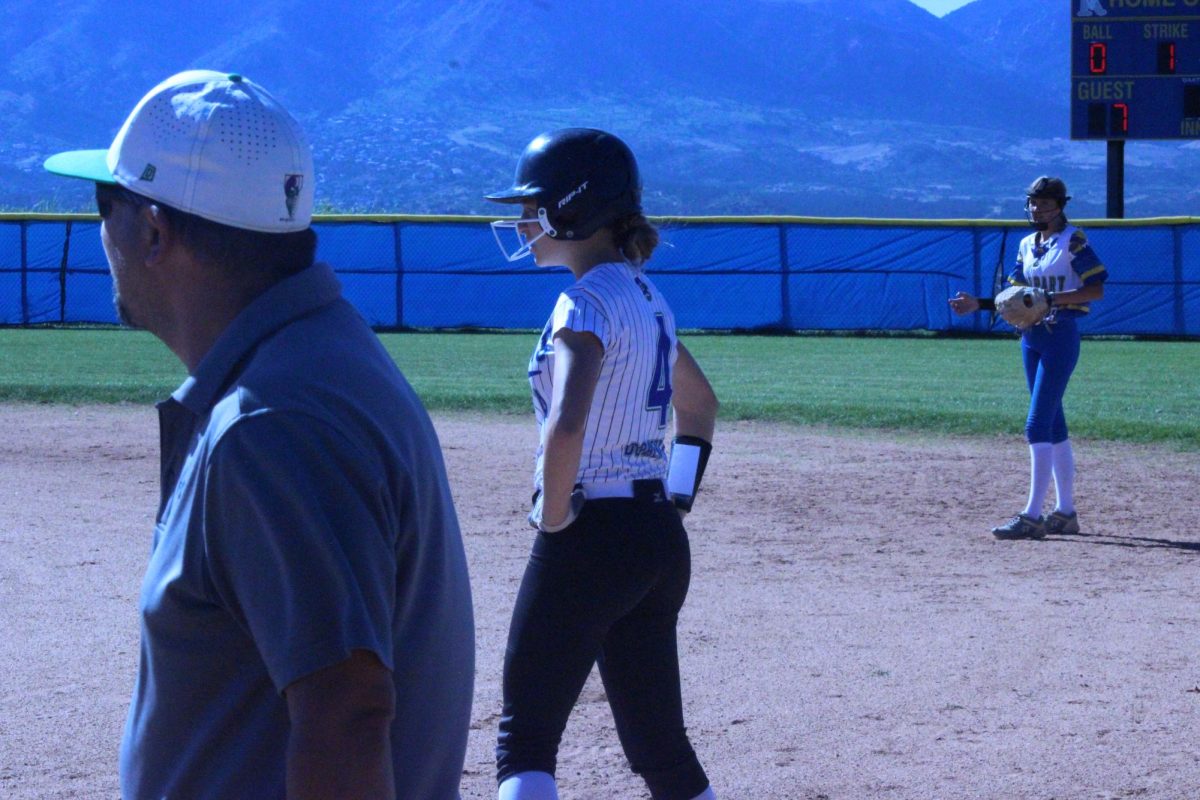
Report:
1070,1,1200,140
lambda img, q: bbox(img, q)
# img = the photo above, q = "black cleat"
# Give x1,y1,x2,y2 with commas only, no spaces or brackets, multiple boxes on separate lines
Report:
1044,510,1080,535
992,514,1046,540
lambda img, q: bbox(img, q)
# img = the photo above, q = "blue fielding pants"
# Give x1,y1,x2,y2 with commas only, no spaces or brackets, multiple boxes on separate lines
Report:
1021,317,1080,444
496,487,710,800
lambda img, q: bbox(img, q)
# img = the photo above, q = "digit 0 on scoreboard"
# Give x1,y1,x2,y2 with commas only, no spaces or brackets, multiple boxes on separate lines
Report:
1070,1,1200,140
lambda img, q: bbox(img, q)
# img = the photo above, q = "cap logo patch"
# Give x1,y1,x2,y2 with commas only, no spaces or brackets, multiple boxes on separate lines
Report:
558,180,588,209
139,164,157,182
284,174,303,220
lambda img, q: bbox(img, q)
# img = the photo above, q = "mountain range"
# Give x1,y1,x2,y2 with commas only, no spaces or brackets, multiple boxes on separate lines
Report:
2,0,1198,218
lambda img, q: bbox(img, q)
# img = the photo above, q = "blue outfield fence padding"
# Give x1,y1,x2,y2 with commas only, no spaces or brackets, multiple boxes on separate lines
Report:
1,213,1198,336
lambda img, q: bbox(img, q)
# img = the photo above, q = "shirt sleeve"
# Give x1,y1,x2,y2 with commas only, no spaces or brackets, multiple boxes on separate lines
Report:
1008,242,1029,287
200,410,397,693
551,287,611,349
1069,229,1108,286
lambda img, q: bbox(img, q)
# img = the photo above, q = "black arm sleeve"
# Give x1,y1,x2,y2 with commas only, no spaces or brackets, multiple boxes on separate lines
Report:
668,435,713,513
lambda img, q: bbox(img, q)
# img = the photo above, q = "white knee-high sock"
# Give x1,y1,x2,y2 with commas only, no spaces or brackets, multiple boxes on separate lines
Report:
689,788,717,800
1052,439,1076,514
498,771,558,800
1022,442,1054,518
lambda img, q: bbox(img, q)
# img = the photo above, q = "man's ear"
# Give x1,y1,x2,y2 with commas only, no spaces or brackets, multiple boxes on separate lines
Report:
140,204,174,266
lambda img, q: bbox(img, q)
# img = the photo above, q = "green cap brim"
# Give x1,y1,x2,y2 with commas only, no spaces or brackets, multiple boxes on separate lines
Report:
43,150,116,184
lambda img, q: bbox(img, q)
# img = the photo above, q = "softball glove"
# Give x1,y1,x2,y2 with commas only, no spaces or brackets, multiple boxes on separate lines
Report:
995,285,1052,330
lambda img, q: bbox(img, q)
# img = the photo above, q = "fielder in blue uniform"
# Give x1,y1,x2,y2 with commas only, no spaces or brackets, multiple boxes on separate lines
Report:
485,128,720,800
950,176,1108,540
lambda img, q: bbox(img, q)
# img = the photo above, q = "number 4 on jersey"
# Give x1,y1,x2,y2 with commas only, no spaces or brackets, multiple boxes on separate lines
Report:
646,313,672,428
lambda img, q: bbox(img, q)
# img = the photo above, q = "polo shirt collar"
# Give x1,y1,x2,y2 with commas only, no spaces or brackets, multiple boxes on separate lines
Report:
169,262,343,415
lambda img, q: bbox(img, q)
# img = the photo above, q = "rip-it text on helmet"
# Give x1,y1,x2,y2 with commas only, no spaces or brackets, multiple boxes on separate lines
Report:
558,181,588,209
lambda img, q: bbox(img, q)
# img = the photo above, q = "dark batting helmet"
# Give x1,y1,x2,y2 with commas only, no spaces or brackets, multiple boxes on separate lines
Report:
485,127,642,242
1025,176,1071,205
1024,176,1071,230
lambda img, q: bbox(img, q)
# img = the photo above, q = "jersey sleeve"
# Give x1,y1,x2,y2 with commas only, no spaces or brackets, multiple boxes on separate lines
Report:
200,410,397,693
1069,229,1108,286
1008,241,1030,287
550,287,611,349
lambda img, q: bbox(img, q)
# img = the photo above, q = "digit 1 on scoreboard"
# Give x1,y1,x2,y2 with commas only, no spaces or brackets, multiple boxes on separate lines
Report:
1157,42,1177,75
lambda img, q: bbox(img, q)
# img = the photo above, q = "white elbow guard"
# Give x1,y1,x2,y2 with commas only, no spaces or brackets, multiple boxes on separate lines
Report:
666,435,712,512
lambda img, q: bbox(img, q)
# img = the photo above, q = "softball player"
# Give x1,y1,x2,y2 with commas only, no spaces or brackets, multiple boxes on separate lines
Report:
486,128,719,800
950,176,1108,539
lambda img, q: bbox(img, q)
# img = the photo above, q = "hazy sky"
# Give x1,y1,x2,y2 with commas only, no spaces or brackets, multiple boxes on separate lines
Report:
908,0,977,16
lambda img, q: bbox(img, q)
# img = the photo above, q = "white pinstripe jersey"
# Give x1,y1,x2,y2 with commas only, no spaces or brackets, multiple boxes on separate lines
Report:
528,261,678,492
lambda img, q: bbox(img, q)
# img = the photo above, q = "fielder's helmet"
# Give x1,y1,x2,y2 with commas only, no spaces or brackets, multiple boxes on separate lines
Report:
1024,175,1071,230
485,127,642,241
1025,176,1071,206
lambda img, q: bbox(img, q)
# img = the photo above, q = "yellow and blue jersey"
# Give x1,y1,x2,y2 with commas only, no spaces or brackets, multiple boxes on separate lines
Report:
1008,225,1107,319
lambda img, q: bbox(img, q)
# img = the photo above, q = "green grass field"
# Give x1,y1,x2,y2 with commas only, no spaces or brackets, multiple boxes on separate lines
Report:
1,328,1196,448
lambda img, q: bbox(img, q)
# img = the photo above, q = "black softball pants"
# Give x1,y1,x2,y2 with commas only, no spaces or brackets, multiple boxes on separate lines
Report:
496,486,710,800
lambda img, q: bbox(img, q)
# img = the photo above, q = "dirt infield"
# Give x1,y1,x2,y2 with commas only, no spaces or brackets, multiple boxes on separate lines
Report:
3,405,1199,800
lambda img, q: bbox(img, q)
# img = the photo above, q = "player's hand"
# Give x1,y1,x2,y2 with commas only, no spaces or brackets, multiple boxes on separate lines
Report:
948,292,980,315
528,488,585,533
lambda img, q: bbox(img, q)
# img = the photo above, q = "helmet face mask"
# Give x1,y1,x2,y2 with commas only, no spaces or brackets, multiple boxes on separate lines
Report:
489,207,557,262
485,128,642,260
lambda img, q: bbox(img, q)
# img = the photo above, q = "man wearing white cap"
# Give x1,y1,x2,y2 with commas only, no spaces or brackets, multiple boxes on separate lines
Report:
45,70,475,800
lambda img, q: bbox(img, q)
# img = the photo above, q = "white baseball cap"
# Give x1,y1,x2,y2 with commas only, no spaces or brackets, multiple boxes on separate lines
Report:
44,70,313,233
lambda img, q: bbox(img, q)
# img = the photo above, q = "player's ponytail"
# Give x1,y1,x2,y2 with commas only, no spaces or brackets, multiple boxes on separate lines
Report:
612,213,659,267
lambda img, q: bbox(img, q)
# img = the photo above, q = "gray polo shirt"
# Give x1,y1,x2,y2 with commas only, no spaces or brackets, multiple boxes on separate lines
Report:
119,263,474,800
